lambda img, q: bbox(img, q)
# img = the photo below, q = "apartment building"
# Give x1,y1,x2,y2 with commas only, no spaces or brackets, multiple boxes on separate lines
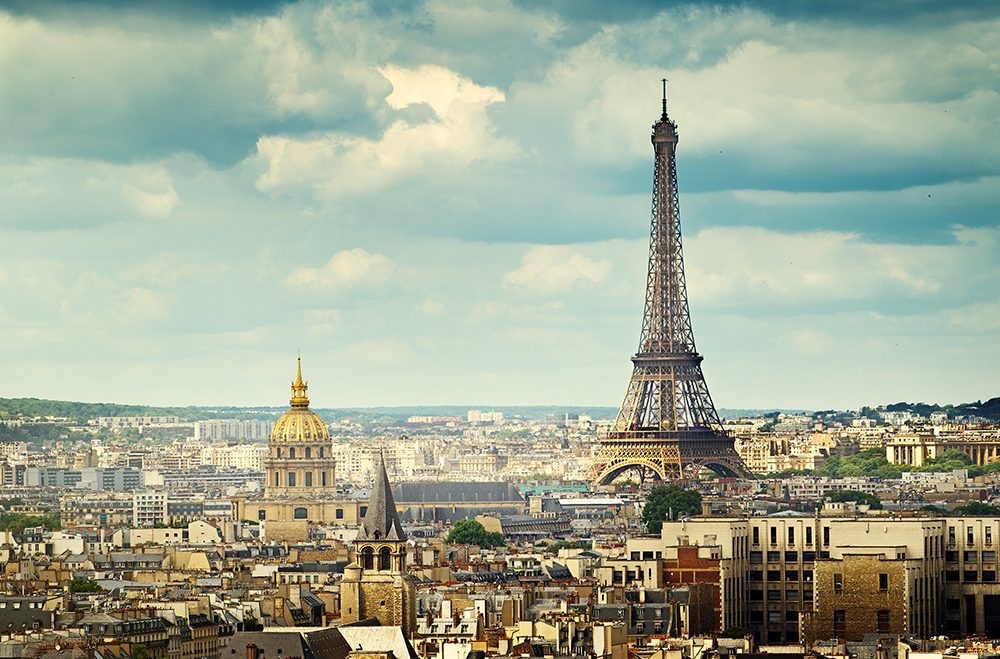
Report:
645,514,949,643
133,491,168,527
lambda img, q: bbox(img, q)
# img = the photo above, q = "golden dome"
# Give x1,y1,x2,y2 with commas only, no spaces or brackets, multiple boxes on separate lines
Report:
270,356,331,442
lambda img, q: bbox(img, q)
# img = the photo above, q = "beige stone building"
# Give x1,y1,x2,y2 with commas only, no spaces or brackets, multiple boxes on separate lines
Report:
233,358,363,541
887,431,1000,467
648,515,949,643
807,553,908,641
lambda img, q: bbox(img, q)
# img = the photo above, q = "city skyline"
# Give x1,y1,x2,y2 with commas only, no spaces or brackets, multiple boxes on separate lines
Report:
2,1,998,409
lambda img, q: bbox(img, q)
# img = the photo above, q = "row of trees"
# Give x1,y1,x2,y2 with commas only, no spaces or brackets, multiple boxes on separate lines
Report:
768,447,1000,480
0,512,60,534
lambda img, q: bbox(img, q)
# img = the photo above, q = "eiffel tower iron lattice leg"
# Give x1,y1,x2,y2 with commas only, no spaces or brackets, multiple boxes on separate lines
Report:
590,83,752,485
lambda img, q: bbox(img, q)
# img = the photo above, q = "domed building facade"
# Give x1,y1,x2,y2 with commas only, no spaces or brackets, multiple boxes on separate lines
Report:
263,358,336,499
235,357,364,541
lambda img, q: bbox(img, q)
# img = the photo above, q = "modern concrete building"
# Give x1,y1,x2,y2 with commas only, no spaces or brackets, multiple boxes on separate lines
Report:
641,514,960,643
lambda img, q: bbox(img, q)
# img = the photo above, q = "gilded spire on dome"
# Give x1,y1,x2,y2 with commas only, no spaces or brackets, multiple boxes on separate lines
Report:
290,353,309,408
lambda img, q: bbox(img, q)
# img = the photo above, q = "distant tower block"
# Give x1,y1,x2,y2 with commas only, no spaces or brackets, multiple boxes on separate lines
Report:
590,83,752,484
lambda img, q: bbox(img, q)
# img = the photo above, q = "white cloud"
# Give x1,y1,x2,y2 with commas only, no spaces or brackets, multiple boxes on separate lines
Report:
255,64,517,198
684,226,1000,305
504,245,612,293
0,159,179,228
286,248,394,290
345,338,412,364
123,287,170,323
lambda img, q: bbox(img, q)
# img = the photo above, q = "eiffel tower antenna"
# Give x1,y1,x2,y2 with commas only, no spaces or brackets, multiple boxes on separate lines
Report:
589,85,752,485
661,78,668,119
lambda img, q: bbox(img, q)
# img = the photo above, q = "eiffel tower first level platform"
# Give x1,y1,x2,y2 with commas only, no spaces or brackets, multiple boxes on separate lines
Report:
589,82,752,485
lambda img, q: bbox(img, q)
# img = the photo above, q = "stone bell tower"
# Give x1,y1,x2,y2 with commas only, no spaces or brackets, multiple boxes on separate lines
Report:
340,454,416,636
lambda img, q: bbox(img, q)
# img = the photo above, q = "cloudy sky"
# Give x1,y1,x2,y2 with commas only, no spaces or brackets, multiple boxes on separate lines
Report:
1,1,998,410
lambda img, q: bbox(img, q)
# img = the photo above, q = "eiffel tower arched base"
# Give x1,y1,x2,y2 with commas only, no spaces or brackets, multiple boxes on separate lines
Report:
589,436,753,485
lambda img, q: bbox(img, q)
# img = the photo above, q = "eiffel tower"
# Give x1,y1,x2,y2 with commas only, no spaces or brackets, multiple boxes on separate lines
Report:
590,82,752,485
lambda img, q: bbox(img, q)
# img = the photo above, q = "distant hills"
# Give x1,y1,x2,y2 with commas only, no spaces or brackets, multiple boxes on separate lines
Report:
0,396,996,424
879,398,1000,422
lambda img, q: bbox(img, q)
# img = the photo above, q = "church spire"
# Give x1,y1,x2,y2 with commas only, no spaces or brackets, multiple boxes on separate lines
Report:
290,353,310,409
357,452,406,542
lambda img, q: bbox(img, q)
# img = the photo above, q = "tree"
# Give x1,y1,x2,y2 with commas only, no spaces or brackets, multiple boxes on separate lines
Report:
951,502,1000,516
70,577,102,593
446,519,505,548
719,627,751,639
642,485,702,533
826,490,883,510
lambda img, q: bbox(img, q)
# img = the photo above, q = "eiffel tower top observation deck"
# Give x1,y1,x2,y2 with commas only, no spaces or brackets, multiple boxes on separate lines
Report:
590,82,751,484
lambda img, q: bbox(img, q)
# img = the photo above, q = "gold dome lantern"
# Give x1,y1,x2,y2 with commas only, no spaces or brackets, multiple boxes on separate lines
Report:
270,356,331,442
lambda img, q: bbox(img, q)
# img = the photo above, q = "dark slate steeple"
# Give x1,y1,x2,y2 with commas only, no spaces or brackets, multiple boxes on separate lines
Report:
357,453,406,542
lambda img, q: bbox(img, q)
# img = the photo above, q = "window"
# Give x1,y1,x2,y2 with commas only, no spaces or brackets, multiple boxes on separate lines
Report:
806,527,813,545
786,590,799,601
877,610,890,633
288,472,296,487
833,573,843,592
767,551,781,562
946,598,961,611
770,527,777,544
258,509,266,521
786,570,798,581
803,570,813,582
379,547,392,570
984,571,996,582
750,551,763,563
768,570,781,581
335,508,344,519
749,590,763,601
803,589,814,602
945,570,960,582
964,571,978,582
823,526,830,546
274,473,280,487
834,610,846,636
361,547,374,570
750,611,764,622
788,527,795,544
879,573,888,591
969,526,975,545
803,551,816,562
946,550,959,562
753,527,760,545
785,551,798,562
293,507,308,520
750,571,763,582
768,589,781,601
984,551,996,562
988,528,993,546
322,472,327,487
305,472,313,486
305,447,311,458
949,526,956,545
768,611,782,622
786,611,799,621
289,447,296,459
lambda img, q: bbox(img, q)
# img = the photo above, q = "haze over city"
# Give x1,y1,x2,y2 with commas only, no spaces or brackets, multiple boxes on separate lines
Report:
1,0,998,409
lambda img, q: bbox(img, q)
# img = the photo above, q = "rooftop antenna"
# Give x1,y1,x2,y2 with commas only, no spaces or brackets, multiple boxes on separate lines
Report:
661,78,668,120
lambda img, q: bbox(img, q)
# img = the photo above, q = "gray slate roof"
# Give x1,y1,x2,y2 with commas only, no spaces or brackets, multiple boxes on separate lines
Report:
356,454,406,542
